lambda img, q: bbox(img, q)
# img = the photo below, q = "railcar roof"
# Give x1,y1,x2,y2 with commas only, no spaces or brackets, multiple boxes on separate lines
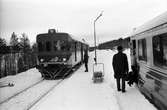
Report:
69,34,89,45
37,32,89,45
37,32,70,38
131,11,167,36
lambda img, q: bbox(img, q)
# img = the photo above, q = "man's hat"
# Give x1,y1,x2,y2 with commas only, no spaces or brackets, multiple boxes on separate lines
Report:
117,46,123,51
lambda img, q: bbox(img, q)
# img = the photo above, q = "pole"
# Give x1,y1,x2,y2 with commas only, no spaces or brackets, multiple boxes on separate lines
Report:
93,11,103,64
94,21,97,64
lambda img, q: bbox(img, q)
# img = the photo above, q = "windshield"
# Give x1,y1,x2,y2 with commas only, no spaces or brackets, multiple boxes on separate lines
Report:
53,40,71,51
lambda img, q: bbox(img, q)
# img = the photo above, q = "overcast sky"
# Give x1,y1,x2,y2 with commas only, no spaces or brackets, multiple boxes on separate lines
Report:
0,0,167,45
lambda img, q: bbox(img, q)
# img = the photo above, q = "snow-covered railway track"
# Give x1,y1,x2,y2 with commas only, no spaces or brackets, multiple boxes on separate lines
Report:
0,65,80,110
27,80,63,110
0,79,44,105
0,79,63,110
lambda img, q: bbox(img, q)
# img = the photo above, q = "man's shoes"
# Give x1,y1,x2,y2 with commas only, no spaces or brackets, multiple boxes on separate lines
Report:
118,89,121,92
122,90,126,93
85,70,88,72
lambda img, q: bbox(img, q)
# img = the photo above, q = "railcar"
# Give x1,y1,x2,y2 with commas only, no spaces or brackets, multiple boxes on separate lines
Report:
130,11,167,110
36,29,89,79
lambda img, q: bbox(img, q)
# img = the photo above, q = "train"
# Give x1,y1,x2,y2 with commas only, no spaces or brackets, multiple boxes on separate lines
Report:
36,29,89,79
130,11,167,110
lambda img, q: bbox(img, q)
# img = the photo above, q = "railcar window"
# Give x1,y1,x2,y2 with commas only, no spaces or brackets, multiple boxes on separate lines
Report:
153,34,167,68
138,39,147,61
132,40,136,55
75,42,77,61
132,40,136,49
53,40,70,51
60,40,67,51
46,41,51,51
66,43,71,51
54,40,61,51
38,42,44,52
53,41,57,51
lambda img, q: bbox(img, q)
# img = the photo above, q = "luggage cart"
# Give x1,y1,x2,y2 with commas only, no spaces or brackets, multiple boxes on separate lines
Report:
92,63,104,83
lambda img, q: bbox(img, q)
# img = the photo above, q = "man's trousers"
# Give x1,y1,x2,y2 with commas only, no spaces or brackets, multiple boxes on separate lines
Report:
116,78,126,91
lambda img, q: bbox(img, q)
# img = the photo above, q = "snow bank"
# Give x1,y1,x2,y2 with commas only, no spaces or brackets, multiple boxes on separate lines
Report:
0,68,42,103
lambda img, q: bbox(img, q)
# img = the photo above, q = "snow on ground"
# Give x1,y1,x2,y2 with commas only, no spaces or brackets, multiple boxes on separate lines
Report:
0,80,61,110
0,68,42,103
30,49,157,110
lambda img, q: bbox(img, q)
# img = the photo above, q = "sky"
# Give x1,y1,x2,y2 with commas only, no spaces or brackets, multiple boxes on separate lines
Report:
0,0,167,46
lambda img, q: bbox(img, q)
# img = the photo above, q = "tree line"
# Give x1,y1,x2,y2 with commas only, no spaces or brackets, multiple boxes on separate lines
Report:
0,32,37,54
0,32,37,78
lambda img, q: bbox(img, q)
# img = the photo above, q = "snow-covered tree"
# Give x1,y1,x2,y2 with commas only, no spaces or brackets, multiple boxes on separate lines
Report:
0,37,8,54
19,33,31,68
0,37,7,47
10,32,18,46
9,32,20,52
20,33,31,53
32,43,37,53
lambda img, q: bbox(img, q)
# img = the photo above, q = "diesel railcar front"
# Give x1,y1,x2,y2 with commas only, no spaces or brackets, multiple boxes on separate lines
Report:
36,29,89,79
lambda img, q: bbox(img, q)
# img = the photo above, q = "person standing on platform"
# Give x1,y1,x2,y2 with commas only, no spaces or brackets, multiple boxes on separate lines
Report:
112,46,129,93
84,50,89,72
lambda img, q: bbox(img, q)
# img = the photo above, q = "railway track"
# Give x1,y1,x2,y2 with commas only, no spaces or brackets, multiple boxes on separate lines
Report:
0,79,44,105
0,63,81,110
27,79,63,110
27,64,82,110
27,68,73,110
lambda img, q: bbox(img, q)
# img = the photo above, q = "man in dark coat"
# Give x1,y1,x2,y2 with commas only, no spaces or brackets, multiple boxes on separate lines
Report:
112,46,129,93
84,50,89,72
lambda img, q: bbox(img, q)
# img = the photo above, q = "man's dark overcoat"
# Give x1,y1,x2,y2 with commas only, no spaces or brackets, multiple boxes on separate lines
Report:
84,52,89,63
112,52,129,79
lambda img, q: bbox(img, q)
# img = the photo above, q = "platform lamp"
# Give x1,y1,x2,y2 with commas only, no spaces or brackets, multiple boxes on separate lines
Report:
94,11,103,64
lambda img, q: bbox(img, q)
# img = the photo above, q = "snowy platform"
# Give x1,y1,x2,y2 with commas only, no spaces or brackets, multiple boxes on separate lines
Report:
0,50,157,110
31,50,157,110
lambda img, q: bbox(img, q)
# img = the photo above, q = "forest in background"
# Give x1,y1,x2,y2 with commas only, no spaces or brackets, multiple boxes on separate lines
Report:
0,32,37,78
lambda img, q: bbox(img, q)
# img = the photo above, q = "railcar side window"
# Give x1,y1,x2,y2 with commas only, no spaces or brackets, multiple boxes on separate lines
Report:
138,39,147,61
46,41,51,51
153,34,167,68
132,40,136,55
75,42,77,61
132,40,136,49
38,42,44,52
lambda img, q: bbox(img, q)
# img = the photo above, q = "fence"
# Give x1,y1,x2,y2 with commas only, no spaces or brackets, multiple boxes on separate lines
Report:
0,52,37,78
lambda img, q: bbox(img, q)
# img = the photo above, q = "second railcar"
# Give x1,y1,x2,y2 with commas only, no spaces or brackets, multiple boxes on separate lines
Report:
130,11,167,110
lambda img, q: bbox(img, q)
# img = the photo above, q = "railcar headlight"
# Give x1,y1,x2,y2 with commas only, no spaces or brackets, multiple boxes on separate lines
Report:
40,59,44,62
63,58,67,61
